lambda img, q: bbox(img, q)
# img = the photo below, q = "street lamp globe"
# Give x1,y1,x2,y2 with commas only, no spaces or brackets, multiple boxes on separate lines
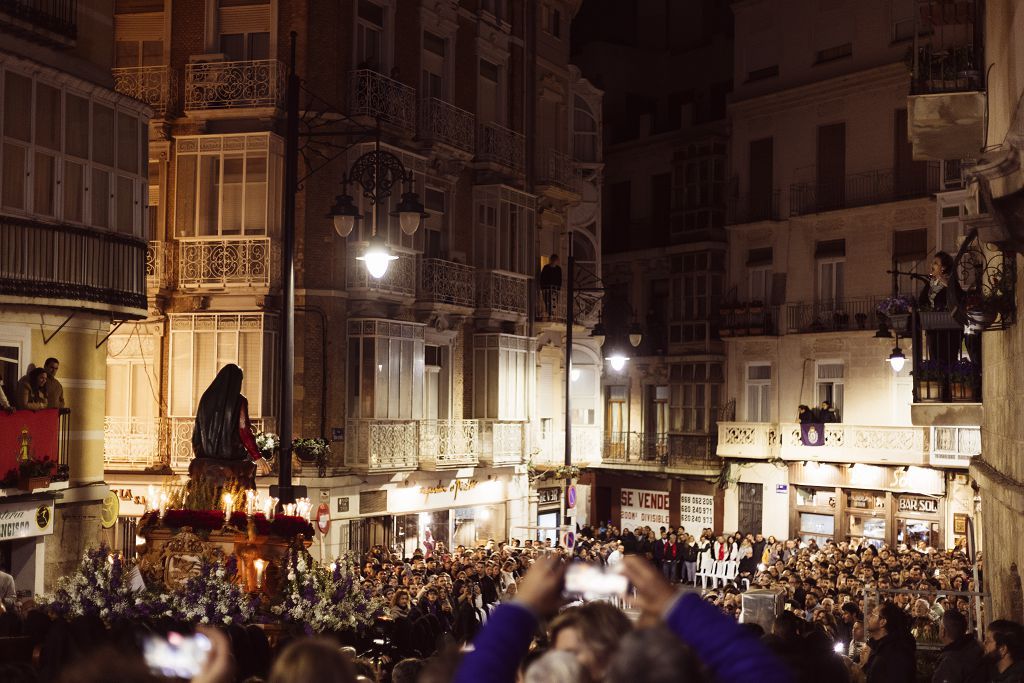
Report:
608,354,628,372
392,191,428,236
326,192,361,238
887,346,906,373
628,321,643,348
357,236,398,279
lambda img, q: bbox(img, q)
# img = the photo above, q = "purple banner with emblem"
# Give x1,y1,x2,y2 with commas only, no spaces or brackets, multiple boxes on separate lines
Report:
800,423,826,447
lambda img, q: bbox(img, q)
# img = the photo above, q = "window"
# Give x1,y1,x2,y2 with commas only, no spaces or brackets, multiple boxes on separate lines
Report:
651,173,671,231
745,363,771,422
116,40,163,68
480,0,504,20
478,59,503,123
573,96,598,162
541,5,561,37
605,385,628,436
817,258,845,305
815,362,845,419
473,334,534,420
423,343,450,420
570,352,598,426
356,0,386,70
421,186,446,258
817,123,846,210
105,331,159,421
473,185,536,275
673,141,726,239
347,319,425,419
938,198,967,254
670,363,722,434
421,31,447,100
218,0,271,61
893,228,928,293
671,251,725,343
174,133,282,237
168,314,276,417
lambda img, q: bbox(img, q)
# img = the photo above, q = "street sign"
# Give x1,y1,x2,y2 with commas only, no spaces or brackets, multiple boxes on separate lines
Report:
316,503,331,534
567,485,577,509
563,531,575,549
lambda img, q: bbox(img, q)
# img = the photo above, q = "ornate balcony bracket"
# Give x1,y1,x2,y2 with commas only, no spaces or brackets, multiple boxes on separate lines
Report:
953,228,1017,331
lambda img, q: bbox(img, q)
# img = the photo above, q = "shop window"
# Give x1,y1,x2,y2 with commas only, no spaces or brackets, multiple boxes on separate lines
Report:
799,512,834,545
849,514,886,548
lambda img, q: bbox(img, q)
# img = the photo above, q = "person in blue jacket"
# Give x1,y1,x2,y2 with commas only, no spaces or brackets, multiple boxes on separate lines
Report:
453,555,794,683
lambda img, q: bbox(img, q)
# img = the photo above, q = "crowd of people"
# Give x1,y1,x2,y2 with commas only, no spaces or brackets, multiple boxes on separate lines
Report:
1,520,1022,683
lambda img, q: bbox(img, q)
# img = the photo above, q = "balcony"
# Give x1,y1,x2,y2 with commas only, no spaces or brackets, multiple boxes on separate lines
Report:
789,165,940,216
476,270,529,317
725,191,782,225
930,426,981,468
600,432,720,471
345,419,419,473
718,304,779,337
349,69,416,132
418,419,479,470
177,236,274,290
478,420,527,467
476,122,525,172
0,409,70,496
184,59,285,114
537,287,602,326
169,416,275,472
784,296,885,334
103,417,167,471
716,421,929,466
347,250,417,299
418,258,475,308
145,240,173,294
537,150,581,197
0,216,147,315
112,65,176,115
0,0,77,42
418,97,475,154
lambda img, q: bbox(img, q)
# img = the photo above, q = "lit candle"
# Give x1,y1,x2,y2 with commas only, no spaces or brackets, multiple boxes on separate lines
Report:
284,503,296,517
246,490,256,517
296,497,311,519
223,492,234,518
266,497,278,521
253,558,266,589
158,492,168,520
147,485,156,512
329,561,338,573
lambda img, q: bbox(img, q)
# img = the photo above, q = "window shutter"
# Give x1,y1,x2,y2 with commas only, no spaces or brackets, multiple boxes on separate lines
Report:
815,239,846,258
893,228,927,261
220,5,271,34
746,246,773,267
115,13,164,40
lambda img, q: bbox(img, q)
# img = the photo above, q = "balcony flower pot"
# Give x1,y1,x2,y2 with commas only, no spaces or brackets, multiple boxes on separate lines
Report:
719,327,734,338
749,301,764,314
833,312,850,329
918,380,944,402
918,310,961,330
950,382,977,401
887,313,910,334
855,312,868,330
966,308,997,330
17,476,51,491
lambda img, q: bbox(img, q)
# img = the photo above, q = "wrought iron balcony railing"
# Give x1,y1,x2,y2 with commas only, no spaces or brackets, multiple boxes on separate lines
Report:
177,236,274,290
602,432,719,470
0,216,146,312
537,286,602,326
912,45,984,95
104,417,167,471
145,240,173,293
345,419,420,472
725,190,782,224
789,164,941,216
476,121,526,171
419,419,480,469
184,59,285,112
112,65,176,115
418,97,475,153
418,258,475,307
478,419,527,466
539,150,581,192
666,434,720,470
785,296,886,334
0,0,76,40
347,249,417,298
476,269,529,317
717,304,780,337
349,69,417,131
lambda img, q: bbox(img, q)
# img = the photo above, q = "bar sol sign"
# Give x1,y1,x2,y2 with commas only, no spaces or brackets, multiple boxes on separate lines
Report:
898,496,939,514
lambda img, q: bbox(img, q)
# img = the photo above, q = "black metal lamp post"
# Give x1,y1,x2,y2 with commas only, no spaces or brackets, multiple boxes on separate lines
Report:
271,33,425,504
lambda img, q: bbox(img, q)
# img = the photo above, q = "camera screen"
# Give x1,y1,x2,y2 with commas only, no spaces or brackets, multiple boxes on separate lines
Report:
564,563,628,598
143,632,211,679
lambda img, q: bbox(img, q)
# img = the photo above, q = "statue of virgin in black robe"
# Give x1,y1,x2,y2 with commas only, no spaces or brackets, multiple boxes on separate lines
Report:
192,363,248,461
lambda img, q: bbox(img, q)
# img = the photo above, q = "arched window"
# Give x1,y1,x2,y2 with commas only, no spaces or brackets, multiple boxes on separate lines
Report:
573,95,598,162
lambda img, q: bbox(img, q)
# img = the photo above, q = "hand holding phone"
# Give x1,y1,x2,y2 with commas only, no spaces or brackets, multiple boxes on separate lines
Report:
563,563,628,599
144,631,212,679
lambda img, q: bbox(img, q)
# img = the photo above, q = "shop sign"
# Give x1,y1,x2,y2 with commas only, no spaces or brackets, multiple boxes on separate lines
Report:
537,487,560,505
620,488,670,527
419,479,478,496
0,499,54,541
680,493,715,529
898,496,939,514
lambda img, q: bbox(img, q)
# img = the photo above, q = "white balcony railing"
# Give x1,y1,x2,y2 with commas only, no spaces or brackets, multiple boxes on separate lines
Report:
169,416,276,472
185,59,285,111
104,417,167,470
478,419,527,466
476,121,525,171
717,421,928,465
419,419,479,469
347,250,417,297
112,65,176,115
476,270,529,316
178,236,274,290
349,69,417,131
146,240,173,293
418,258,475,307
419,97,475,153
345,419,419,472
930,426,982,468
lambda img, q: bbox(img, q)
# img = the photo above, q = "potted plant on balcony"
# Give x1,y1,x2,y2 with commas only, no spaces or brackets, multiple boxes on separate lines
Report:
913,359,948,402
293,438,332,477
3,456,57,491
832,310,850,329
855,312,868,330
748,300,764,314
962,293,998,332
254,431,279,460
948,358,980,401
877,295,915,334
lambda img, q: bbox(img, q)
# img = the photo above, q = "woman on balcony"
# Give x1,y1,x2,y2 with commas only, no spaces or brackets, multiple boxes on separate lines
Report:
15,368,49,411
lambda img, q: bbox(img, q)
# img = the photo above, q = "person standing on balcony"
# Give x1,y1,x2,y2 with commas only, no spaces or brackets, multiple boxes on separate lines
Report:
0,379,13,413
15,368,48,411
42,357,64,410
539,254,562,320
191,364,272,478
818,401,840,423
